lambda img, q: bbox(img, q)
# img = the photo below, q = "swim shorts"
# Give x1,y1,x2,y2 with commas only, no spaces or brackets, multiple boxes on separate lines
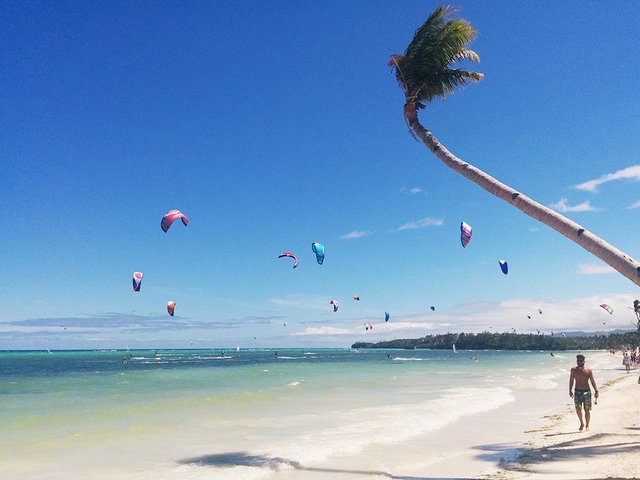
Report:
574,389,592,410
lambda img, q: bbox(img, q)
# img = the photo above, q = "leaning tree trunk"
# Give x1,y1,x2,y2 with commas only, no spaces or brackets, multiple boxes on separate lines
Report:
404,98,640,287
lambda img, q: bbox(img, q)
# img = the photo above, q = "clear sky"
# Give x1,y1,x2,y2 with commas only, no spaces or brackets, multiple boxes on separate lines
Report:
2,1,639,350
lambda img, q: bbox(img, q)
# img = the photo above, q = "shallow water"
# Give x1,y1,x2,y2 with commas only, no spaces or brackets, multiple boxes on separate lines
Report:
0,348,623,479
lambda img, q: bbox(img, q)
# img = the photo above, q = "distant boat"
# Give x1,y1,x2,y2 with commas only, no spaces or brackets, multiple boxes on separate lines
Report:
452,344,457,353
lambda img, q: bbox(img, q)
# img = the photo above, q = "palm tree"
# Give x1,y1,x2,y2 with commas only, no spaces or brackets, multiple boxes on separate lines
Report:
389,4,640,287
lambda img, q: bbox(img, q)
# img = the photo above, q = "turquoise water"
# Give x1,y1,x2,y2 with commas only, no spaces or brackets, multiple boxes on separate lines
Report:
0,348,624,479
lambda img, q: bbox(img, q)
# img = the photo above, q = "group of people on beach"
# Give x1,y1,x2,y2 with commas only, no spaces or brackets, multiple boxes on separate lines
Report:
621,350,638,373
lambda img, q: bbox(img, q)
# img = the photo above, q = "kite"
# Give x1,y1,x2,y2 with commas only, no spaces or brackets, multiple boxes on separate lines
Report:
460,221,472,248
132,272,143,292
430,306,435,311
330,299,339,312
499,260,508,275
278,252,298,268
312,242,325,265
384,311,390,322
167,301,176,316
599,304,613,315
161,210,189,233
353,295,360,301
365,322,373,331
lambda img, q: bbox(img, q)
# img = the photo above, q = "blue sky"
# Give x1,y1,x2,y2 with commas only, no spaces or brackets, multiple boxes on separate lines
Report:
2,1,639,350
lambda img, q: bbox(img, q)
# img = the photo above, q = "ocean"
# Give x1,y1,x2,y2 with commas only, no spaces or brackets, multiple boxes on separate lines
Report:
0,348,624,479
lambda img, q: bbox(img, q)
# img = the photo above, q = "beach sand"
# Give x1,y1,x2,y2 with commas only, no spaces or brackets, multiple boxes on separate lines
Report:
483,373,640,480
3,351,637,480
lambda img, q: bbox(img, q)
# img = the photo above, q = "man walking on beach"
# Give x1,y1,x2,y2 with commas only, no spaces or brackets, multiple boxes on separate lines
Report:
569,354,599,431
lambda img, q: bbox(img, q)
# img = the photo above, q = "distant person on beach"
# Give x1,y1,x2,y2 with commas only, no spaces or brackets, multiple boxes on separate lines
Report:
569,354,599,431
622,352,631,373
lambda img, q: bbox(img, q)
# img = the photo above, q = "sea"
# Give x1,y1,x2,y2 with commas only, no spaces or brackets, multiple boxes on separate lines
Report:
0,348,626,480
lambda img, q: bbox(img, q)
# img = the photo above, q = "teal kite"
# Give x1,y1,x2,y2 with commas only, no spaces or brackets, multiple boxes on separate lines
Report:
312,242,325,265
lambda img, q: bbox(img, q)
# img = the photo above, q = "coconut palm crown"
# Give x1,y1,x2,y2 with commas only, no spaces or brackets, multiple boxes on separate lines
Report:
389,4,483,110
389,4,640,287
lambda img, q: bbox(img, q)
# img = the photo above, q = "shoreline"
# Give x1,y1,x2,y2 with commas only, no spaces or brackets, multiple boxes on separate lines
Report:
482,372,640,480
2,349,637,479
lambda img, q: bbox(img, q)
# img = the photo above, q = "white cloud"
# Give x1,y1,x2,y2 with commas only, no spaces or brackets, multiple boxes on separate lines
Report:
577,263,616,275
627,200,640,210
548,198,599,213
397,217,444,230
341,230,373,239
293,326,352,336
401,186,423,195
574,165,640,192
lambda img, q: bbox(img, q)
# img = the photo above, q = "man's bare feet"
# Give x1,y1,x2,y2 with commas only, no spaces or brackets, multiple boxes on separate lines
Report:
579,424,584,431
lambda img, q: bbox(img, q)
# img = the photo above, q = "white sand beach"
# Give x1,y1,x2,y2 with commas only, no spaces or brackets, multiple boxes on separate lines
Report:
2,350,638,480
484,373,640,480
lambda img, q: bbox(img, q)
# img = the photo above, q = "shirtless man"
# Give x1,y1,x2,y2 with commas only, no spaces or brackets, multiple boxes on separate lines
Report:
569,354,599,431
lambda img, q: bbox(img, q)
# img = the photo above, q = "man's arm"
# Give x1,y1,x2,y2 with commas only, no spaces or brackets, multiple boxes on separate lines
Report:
589,370,599,397
569,368,575,397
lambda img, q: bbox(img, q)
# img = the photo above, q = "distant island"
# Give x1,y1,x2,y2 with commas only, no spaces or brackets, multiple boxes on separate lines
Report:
352,330,639,351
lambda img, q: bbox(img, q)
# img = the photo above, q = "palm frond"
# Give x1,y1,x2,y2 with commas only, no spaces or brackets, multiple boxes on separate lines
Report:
452,48,480,63
389,4,483,107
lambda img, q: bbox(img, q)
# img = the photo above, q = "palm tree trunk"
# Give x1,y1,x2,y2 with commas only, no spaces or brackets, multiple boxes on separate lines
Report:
404,99,640,287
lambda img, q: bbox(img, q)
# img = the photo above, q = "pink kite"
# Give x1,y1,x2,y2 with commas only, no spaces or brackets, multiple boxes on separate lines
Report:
167,301,176,316
161,210,189,233
460,221,472,248
278,252,298,268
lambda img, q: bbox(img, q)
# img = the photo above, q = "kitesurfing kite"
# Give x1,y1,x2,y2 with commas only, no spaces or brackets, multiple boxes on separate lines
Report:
384,312,390,322
430,306,435,311
330,299,339,312
499,260,508,275
161,210,189,233
278,252,298,268
132,272,143,292
312,242,325,265
167,301,176,316
365,322,373,330
353,295,360,301
460,221,472,248
599,303,613,315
